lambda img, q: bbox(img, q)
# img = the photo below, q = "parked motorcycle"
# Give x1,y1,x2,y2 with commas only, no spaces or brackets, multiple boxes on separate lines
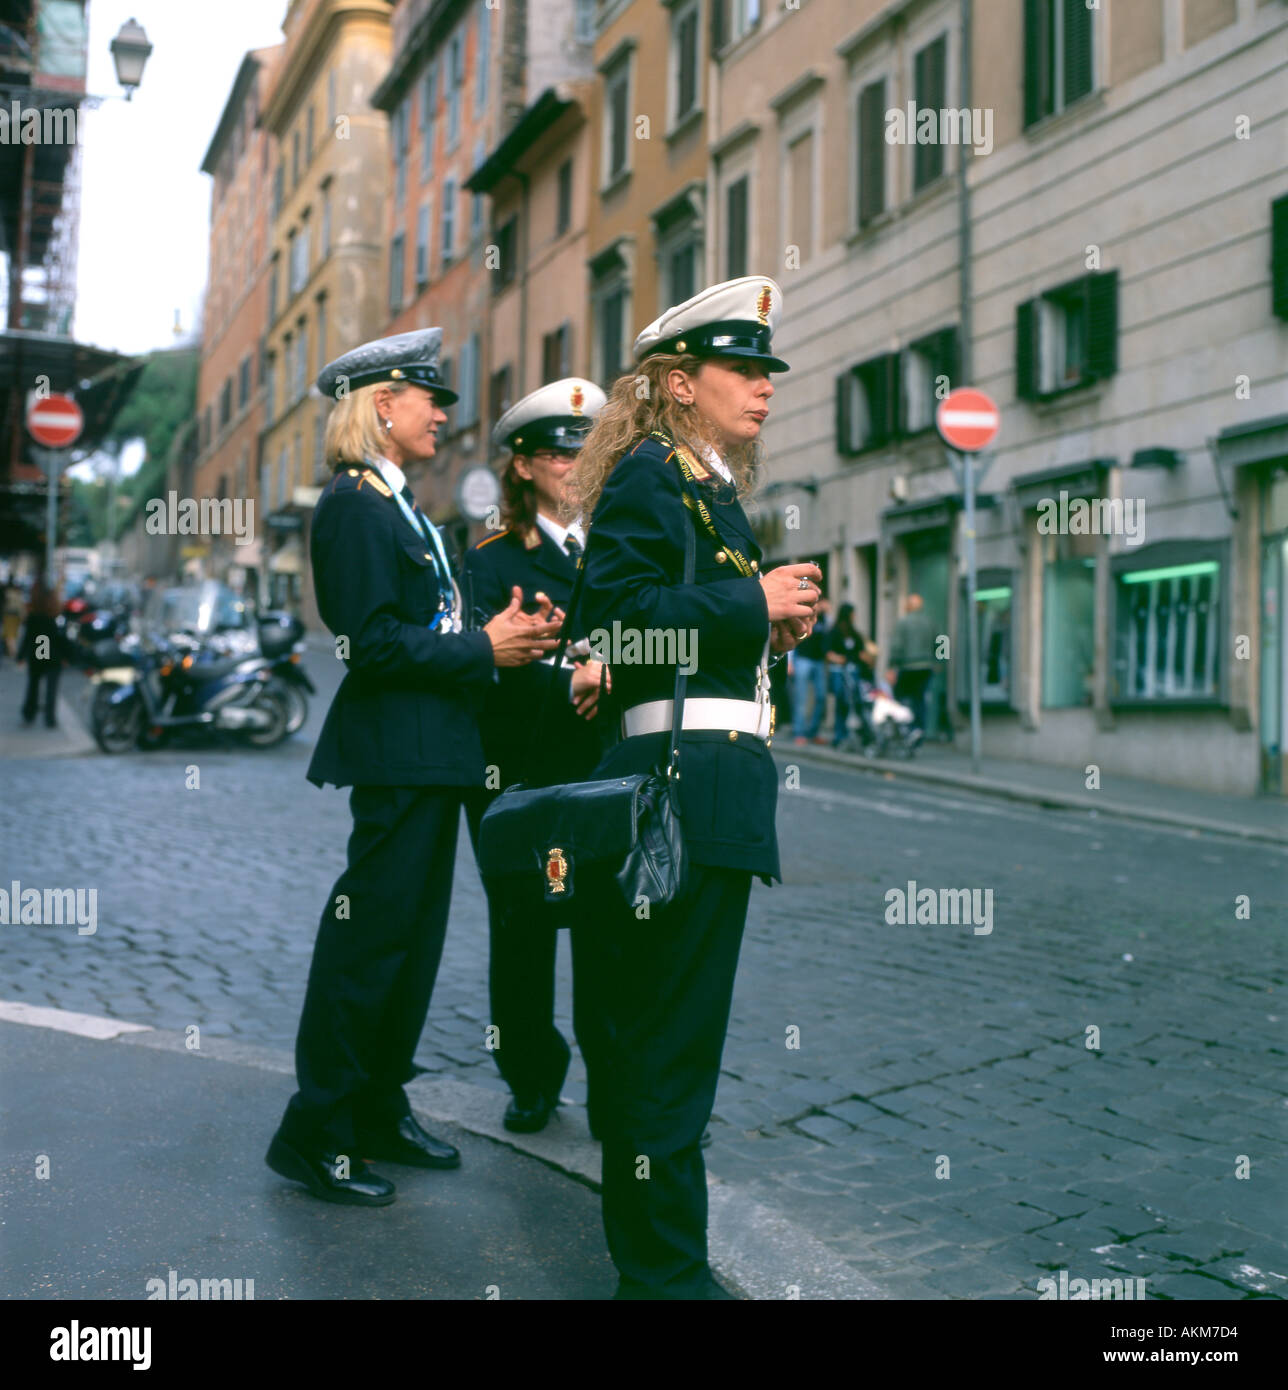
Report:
256,610,313,735
87,632,290,754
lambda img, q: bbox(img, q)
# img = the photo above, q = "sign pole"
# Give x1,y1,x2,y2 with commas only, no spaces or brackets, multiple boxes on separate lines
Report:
960,447,982,774
34,447,64,583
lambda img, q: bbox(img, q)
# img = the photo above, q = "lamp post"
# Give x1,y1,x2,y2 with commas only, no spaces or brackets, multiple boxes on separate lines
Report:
109,18,153,99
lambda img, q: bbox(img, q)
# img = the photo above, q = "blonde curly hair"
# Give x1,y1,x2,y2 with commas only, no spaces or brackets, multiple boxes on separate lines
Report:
561,353,765,524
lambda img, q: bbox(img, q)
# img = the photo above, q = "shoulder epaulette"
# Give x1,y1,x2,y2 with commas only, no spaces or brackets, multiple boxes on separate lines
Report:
356,467,393,498
473,528,512,551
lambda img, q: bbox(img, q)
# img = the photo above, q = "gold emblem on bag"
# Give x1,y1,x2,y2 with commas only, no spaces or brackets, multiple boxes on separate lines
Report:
545,847,569,893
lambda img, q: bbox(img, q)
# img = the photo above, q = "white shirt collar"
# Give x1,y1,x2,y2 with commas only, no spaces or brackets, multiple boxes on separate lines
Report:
699,443,733,484
535,510,586,552
370,455,408,497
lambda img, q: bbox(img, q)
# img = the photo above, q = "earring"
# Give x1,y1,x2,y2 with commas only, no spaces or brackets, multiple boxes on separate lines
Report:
383,417,392,431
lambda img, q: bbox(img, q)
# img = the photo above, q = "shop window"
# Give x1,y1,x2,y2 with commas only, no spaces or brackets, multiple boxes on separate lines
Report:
1112,550,1223,703
959,572,1013,706
1040,530,1096,708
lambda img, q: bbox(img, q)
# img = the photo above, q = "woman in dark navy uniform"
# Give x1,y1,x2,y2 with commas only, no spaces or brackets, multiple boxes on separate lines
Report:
265,328,562,1207
566,278,821,1298
461,378,610,1135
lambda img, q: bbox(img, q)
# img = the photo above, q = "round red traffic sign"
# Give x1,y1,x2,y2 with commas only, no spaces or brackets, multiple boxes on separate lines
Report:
27,393,84,448
936,387,999,453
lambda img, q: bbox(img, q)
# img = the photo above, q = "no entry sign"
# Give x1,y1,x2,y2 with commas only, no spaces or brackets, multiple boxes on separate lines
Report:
936,388,999,453
27,393,84,448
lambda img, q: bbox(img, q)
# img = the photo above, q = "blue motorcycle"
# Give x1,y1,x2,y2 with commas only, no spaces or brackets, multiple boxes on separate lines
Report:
87,632,289,754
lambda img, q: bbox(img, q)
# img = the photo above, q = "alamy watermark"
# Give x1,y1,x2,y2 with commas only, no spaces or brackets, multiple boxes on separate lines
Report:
885,103,994,157
0,881,96,935
1035,490,1145,545
144,492,255,546
0,103,83,145
1038,1270,1148,1300
587,621,698,674
884,880,993,935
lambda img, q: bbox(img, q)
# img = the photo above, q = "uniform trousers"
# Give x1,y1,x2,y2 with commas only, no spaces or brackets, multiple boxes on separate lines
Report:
572,861,752,1297
279,784,460,1154
464,788,577,1108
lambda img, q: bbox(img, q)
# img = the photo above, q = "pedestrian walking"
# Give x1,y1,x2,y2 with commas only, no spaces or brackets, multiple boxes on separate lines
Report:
566,275,820,1299
461,378,610,1135
826,602,876,748
2,579,24,660
886,593,938,735
265,328,562,1207
791,595,831,743
17,578,65,727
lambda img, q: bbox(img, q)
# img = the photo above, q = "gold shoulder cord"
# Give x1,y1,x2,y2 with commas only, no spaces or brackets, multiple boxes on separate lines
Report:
651,430,756,578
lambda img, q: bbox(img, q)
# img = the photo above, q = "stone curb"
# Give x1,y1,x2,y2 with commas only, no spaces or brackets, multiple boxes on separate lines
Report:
92,1023,887,1300
776,742,1288,848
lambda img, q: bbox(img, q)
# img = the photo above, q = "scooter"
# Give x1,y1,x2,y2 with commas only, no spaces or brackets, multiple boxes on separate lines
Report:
87,632,289,754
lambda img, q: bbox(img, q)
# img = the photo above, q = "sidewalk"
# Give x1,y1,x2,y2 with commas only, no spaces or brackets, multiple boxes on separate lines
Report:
783,732,1288,846
0,656,94,760
0,1005,882,1301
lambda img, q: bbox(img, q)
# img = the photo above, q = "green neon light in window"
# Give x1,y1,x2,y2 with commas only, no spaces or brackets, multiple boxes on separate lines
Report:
972,587,1012,602
1120,561,1219,585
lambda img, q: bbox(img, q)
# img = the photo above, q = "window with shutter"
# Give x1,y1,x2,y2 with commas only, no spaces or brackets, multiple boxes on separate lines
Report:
726,176,749,278
902,326,958,433
858,79,886,226
1272,194,1288,321
1025,0,1094,128
913,35,947,192
837,354,901,454
1017,270,1118,399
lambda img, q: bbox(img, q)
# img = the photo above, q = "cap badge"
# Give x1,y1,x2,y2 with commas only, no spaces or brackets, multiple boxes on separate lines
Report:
756,285,773,326
570,384,584,416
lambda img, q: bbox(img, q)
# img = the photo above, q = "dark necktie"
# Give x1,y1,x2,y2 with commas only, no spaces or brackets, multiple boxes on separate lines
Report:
563,533,583,560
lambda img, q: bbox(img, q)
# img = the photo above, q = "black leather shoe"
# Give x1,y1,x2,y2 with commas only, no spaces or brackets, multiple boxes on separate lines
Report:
504,1091,556,1133
358,1115,460,1168
265,1133,395,1206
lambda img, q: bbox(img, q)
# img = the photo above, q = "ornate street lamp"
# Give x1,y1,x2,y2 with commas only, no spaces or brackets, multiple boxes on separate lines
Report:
109,17,153,99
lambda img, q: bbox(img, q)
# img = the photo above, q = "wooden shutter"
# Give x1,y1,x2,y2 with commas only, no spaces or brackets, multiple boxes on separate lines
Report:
871,353,900,446
1085,270,1118,381
836,370,855,457
1273,194,1288,321
914,36,947,190
859,79,886,224
1063,0,1094,107
936,325,960,389
711,0,725,54
1015,299,1039,400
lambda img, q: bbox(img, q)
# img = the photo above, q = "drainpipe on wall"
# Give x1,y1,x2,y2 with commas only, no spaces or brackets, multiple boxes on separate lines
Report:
516,169,530,393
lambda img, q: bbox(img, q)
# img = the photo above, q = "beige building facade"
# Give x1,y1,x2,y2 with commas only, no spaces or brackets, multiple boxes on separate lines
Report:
710,0,1288,796
259,0,394,621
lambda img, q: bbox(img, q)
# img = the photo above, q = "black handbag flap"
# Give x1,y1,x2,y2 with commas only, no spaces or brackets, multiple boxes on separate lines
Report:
477,773,654,878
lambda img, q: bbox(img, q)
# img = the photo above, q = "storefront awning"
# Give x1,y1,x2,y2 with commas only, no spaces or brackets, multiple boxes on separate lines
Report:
1010,458,1114,511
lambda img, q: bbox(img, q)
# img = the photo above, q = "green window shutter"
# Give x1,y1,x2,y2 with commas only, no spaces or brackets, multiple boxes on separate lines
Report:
913,38,946,190
1063,0,1094,107
1086,270,1118,380
836,371,855,456
937,325,960,389
1272,194,1288,321
873,352,900,445
859,79,886,224
1023,0,1045,128
1015,299,1039,400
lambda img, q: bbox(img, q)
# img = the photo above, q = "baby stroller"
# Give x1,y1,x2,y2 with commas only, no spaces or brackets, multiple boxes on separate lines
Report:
836,665,922,759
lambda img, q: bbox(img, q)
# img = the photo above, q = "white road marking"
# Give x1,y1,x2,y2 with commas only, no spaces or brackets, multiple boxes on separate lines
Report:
0,999,152,1039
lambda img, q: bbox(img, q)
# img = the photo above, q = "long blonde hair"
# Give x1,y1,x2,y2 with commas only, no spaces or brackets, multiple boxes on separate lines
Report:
324,380,413,471
563,353,764,523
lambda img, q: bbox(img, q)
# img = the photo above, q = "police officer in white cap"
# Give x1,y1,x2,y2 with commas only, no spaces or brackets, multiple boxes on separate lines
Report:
461,377,610,1135
564,278,821,1298
266,328,563,1206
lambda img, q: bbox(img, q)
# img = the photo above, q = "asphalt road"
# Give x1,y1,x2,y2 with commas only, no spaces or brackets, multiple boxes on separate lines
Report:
2,649,1285,1299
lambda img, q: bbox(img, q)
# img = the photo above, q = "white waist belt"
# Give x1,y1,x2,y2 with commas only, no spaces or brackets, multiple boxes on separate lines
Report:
622,697,772,741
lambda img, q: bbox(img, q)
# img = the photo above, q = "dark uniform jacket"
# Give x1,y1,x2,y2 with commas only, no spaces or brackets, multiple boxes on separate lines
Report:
460,522,602,791
579,433,780,884
306,463,495,789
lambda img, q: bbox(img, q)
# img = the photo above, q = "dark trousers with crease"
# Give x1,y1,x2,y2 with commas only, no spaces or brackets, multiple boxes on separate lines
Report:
464,787,582,1110
278,784,460,1155
572,861,752,1298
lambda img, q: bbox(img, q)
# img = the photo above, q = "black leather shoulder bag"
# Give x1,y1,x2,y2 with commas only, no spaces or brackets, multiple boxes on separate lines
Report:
475,503,695,918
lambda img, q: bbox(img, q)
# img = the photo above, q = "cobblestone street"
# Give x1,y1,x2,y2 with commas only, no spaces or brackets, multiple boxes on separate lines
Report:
2,656,1285,1299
